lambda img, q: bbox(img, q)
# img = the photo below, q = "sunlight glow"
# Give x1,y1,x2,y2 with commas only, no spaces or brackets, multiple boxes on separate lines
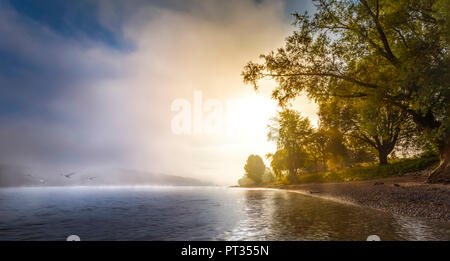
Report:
227,94,278,141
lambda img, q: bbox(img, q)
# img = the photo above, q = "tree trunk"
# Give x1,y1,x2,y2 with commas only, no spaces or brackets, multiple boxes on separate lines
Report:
427,140,450,184
378,150,388,165
407,108,449,183
314,158,318,173
288,168,297,184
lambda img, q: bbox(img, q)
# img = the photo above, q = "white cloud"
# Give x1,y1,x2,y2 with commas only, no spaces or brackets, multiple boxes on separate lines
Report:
0,0,318,185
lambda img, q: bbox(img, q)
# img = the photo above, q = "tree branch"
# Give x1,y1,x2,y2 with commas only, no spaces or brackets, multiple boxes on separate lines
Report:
261,72,378,89
359,0,399,65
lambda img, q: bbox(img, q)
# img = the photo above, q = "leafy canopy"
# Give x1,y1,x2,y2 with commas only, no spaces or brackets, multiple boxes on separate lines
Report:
244,154,266,184
242,0,449,145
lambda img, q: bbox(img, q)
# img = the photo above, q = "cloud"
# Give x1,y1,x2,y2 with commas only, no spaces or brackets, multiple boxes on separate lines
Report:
0,0,315,184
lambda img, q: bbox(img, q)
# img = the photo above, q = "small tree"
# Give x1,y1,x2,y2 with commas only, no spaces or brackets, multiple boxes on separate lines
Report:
268,109,313,182
244,154,266,184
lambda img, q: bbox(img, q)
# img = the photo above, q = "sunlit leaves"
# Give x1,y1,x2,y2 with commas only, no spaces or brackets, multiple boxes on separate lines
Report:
242,0,449,146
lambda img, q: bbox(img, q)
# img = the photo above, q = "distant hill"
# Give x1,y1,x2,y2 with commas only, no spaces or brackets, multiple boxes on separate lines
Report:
0,165,212,187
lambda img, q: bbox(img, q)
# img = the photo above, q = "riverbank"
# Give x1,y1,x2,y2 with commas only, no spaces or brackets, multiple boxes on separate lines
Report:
244,170,450,221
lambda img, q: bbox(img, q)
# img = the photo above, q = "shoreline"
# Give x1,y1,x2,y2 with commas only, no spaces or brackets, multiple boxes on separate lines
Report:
238,171,450,221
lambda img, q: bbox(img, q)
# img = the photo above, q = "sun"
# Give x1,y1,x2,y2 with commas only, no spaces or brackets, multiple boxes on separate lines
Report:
226,94,278,141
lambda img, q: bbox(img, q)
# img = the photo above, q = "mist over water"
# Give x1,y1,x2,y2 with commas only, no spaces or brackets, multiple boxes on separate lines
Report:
0,186,449,241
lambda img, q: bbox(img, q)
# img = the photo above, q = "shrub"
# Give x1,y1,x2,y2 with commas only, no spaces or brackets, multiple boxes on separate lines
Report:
238,176,255,186
296,156,439,184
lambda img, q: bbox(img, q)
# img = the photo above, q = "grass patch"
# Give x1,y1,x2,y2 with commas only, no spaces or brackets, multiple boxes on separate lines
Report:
295,156,439,184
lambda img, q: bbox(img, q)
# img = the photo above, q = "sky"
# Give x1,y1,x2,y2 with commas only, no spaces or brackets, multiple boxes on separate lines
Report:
0,0,318,185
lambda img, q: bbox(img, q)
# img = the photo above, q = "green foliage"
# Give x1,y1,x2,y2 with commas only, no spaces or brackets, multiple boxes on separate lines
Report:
305,128,330,172
267,110,313,182
319,97,417,165
238,175,255,186
275,175,291,185
266,108,367,182
266,149,289,178
296,156,439,184
243,154,266,184
323,128,350,169
242,0,449,180
262,167,275,184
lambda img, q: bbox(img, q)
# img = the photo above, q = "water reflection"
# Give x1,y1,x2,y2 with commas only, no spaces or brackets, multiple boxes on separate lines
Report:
227,189,450,241
0,187,449,241
392,215,450,241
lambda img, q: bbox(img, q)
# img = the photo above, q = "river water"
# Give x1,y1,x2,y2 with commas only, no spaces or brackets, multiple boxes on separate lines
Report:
0,186,449,240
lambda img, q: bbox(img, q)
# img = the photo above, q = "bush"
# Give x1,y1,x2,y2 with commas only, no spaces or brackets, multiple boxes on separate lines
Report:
296,156,439,184
238,176,255,186
261,168,275,184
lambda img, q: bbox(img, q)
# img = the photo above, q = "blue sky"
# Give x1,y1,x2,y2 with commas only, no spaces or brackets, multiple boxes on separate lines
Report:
0,0,315,184
1,0,313,115
5,0,314,50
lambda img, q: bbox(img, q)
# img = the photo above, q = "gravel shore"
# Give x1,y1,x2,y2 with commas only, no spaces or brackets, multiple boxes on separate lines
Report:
264,170,450,221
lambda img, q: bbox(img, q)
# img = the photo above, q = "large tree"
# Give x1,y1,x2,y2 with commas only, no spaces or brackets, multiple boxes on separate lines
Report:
242,0,449,183
319,98,415,165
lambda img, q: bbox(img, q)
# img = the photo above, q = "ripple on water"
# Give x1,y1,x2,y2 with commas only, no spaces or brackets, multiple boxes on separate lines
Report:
0,186,449,241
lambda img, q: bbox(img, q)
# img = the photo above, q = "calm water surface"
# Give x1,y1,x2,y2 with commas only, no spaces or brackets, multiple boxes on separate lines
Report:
0,186,449,241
